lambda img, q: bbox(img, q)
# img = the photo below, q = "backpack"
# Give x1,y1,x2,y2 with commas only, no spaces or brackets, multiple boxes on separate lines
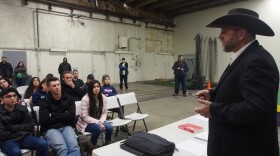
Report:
120,132,177,156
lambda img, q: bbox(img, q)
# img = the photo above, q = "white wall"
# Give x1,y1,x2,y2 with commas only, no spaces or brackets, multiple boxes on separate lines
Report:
0,0,175,84
174,0,280,82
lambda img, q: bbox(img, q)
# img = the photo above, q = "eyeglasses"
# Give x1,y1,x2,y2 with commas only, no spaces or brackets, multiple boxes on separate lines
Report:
3,94,18,99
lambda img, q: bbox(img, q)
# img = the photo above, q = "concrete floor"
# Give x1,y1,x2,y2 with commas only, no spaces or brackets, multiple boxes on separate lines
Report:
107,81,198,143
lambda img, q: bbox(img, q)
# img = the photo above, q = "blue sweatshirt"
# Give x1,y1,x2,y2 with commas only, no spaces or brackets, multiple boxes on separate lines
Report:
32,89,48,106
101,85,118,97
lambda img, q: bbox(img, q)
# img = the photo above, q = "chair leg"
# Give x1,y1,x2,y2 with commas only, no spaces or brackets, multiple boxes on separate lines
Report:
111,112,114,119
115,127,119,138
125,125,131,136
143,119,148,132
132,121,136,131
76,136,83,156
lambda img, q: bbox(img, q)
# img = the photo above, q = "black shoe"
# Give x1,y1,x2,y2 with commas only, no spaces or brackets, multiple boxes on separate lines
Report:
85,142,95,156
120,126,128,132
173,94,178,96
183,94,187,97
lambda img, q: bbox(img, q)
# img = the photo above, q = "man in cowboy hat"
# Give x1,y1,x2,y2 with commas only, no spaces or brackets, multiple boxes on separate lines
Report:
195,8,279,156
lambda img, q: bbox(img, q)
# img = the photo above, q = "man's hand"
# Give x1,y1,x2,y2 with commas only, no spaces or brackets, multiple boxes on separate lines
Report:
195,90,211,101
194,99,212,118
65,81,75,88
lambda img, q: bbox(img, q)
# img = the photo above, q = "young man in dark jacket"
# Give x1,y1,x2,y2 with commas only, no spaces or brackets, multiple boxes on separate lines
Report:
61,71,85,101
58,57,72,80
39,77,80,156
0,87,48,156
0,56,13,81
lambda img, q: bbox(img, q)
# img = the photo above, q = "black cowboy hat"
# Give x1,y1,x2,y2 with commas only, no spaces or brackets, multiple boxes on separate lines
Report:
206,8,274,36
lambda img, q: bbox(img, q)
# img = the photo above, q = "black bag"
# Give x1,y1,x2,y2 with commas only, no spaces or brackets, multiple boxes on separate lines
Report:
120,132,176,156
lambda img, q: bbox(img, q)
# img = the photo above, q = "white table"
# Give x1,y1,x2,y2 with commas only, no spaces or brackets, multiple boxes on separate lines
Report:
92,114,209,156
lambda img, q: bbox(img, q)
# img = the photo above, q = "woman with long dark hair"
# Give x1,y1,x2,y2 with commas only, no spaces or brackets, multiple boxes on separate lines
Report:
76,80,112,153
24,77,40,99
14,61,27,87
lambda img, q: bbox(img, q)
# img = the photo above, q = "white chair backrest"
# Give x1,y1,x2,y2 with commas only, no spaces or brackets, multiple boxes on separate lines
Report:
33,106,40,121
106,96,120,109
116,92,137,106
17,86,28,94
75,101,81,116
24,99,30,107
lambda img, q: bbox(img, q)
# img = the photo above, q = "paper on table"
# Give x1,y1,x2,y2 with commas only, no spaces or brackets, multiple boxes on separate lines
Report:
195,131,208,142
176,140,207,156
193,115,209,122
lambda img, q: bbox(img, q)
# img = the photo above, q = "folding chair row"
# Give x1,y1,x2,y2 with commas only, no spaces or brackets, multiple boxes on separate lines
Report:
106,92,149,137
116,92,149,132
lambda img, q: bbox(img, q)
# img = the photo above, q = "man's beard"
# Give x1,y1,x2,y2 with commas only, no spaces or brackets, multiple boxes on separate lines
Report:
223,39,238,52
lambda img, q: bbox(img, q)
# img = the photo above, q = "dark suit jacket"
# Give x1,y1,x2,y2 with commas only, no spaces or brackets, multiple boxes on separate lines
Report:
208,41,279,156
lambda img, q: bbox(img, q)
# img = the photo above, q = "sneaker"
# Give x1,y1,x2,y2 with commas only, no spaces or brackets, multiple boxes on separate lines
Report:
173,94,178,96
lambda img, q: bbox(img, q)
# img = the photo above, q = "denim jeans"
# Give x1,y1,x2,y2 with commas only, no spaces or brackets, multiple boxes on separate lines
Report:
174,75,187,94
85,121,113,145
43,126,81,156
0,134,48,156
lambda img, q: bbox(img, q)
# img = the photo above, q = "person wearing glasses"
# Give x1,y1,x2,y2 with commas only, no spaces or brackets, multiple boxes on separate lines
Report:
76,80,113,155
61,71,85,101
0,87,48,156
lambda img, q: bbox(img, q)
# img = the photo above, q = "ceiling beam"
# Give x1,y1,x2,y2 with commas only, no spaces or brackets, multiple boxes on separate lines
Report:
166,0,237,17
134,0,159,7
158,0,206,12
146,0,185,10
122,0,135,4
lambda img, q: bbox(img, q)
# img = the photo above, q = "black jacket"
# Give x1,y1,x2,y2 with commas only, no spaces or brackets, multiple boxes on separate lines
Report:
61,81,85,101
0,104,34,143
39,93,76,134
208,41,279,156
58,62,71,75
172,61,189,77
0,62,13,79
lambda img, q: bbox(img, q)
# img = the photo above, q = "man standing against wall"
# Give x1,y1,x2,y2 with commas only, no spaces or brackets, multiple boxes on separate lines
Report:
58,57,72,80
119,57,129,90
195,8,279,156
0,56,13,81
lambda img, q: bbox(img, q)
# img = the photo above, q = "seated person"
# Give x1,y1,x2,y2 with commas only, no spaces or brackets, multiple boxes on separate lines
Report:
101,74,123,117
76,80,113,153
31,78,49,106
0,87,48,156
24,77,40,99
39,77,81,156
61,71,85,101
0,78,12,92
82,74,94,92
72,69,84,89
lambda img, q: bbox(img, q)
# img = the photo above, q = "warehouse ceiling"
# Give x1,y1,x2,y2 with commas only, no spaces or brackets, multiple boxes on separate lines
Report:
119,0,247,17
27,0,248,27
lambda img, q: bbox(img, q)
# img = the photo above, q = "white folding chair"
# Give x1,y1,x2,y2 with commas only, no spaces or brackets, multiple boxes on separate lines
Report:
75,101,91,136
106,96,132,137
16,86,28,99
116,92,149,132
24,99,30,107
0,149,32,156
